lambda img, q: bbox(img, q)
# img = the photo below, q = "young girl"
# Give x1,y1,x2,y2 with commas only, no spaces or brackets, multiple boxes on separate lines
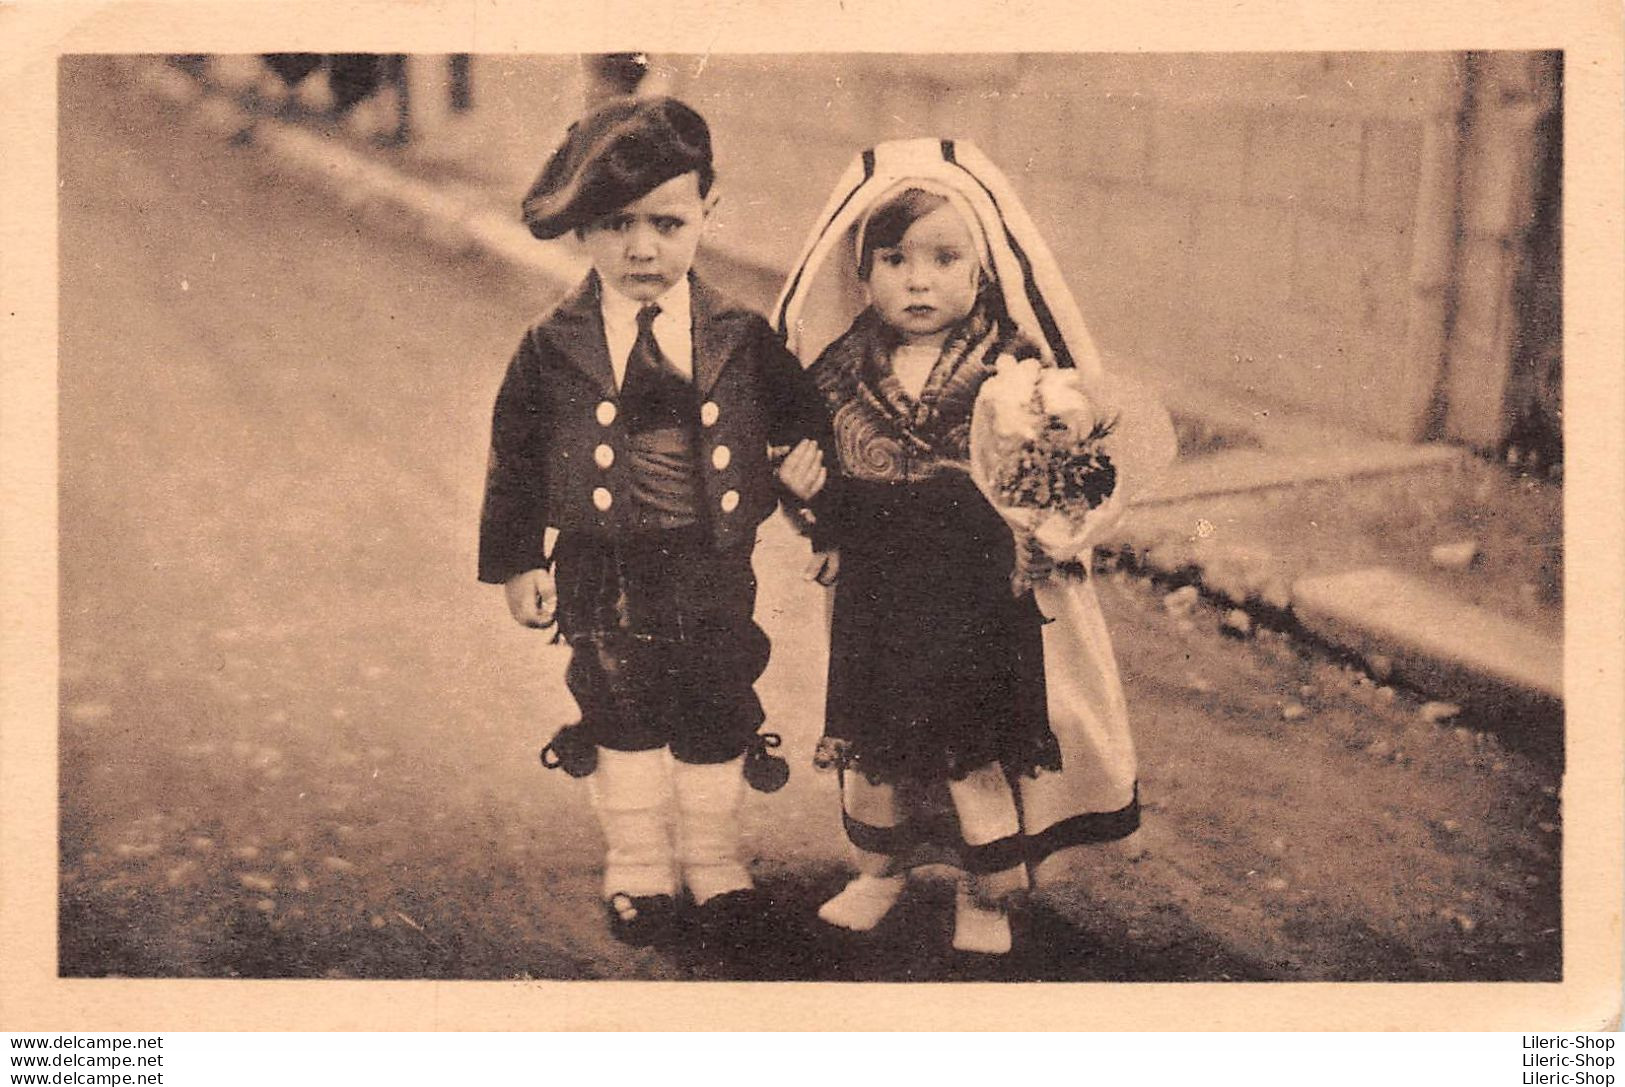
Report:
774,139,1168,955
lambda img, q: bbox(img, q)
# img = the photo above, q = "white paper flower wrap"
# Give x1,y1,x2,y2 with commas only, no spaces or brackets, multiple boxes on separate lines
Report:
970,356,1177,566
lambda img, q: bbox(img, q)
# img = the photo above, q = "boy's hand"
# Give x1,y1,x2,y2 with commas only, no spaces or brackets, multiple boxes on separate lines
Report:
803,549,840,587
504,568,557,629
777,439,827,502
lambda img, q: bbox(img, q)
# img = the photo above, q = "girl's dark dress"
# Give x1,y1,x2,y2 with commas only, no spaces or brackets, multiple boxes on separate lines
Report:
809,307,1058,786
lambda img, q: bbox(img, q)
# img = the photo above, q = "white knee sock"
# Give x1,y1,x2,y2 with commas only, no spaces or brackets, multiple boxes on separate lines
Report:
947,765,1030,903
673,756,753,905
947,765,1025,954
588,747,676,899
952,876,1013,954
946,763,1022,847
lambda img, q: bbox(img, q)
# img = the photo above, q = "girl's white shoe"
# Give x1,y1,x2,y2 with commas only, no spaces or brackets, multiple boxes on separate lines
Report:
817,874,907,932
952,883,1013,955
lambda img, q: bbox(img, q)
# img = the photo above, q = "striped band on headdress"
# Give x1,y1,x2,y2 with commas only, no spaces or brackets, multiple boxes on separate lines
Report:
774,138,1103,377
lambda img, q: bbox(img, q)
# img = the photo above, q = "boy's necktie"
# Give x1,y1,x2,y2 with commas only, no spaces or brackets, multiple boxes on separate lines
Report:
621,301,699,523
629,304,684,382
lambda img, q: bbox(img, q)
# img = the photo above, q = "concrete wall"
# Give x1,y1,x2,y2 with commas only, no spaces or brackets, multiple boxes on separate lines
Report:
648,52,1552,445
1432,52,1561,455
395,52,1552,447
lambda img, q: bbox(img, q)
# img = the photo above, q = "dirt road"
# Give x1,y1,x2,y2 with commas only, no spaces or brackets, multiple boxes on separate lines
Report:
55,59,1560,984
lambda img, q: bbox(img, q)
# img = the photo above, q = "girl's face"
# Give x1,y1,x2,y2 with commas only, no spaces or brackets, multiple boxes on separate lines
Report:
864,204,981,345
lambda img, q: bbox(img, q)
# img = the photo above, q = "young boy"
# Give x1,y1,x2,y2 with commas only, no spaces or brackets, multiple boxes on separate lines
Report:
478,96,828,947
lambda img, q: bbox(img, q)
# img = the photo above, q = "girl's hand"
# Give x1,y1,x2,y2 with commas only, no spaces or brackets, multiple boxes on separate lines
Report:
777,439,827,502
803,549,840,587
503,567,557,629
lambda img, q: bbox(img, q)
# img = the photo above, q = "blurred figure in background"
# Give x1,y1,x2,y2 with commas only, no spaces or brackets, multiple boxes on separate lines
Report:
581,52,651,106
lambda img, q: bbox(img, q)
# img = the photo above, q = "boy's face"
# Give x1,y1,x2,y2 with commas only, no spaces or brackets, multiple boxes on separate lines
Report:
579,171,715,303
864,204,980,345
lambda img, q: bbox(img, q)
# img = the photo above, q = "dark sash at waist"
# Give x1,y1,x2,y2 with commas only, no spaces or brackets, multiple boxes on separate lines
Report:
628,426,699,529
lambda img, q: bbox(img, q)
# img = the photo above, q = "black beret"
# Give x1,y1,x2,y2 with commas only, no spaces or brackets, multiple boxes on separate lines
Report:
521,96,713,240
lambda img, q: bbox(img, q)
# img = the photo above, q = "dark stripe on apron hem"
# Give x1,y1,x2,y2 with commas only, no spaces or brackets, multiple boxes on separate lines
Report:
960,834,1025,875
841,783,1142,865
1026,787,1142,852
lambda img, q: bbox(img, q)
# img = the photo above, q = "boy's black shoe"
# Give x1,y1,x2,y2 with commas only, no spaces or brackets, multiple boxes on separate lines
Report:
605,892,679,947
688,888,770,956
686,888,833,980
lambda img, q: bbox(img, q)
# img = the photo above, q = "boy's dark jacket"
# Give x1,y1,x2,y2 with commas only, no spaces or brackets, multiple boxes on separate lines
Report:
479,272,830,584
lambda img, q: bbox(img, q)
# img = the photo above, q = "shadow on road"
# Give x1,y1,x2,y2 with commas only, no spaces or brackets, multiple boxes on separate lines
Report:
61,862,1281,983
665,868,1284,984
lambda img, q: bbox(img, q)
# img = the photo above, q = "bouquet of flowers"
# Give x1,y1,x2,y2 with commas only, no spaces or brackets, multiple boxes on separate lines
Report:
970,356,1176,586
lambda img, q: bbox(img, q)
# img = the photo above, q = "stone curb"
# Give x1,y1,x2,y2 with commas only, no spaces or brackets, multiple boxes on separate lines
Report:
1292,567,1562,708
124,59,1563,721
1103,496,1564,721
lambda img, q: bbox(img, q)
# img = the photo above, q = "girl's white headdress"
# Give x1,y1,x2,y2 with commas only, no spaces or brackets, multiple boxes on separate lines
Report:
852,177,992,275
773,138,1103,377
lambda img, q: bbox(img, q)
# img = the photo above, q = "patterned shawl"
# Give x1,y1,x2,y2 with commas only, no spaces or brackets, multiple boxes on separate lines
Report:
811,299,1038,483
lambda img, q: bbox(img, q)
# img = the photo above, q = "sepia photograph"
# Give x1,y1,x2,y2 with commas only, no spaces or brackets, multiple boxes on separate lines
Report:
4,0,1622,1036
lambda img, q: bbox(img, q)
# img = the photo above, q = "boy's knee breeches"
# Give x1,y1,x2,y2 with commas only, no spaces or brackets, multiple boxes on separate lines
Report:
554,530,769,763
